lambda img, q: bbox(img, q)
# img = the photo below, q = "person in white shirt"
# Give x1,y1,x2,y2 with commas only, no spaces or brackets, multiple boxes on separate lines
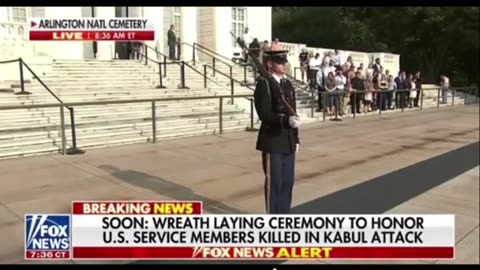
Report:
440,74,450,104
358,63,365,78
323,52,330,67
328,51,335,63
316,63,331,112
308,53,322,90
334,70,347,116
344,55,353,70
363,74,375,113
366,63,374,77
334,49,342,68
327,59,336,74
386,74,396,109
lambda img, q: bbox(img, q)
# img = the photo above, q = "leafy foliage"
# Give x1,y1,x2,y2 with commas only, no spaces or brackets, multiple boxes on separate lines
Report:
272,7,479,85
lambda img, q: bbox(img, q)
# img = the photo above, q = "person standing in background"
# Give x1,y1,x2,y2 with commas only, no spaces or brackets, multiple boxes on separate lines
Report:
395,71,406,109
260,40,270,65
372,58,382,74
387,75,397,110
334,49,342,70
364,74,375,113
345,55,354,71
167,24,177,60
358,63,365,78
440,74,450,104
379,74,389,111
271,38,282,51
316,62,327,112
406,73,414,107
413,72,422,107
298,49,309,83
249,38,261,76
242,27,253,63
324,72,337,116
308,53,322,92
334,69,347,116
350,71,365,114
345,70,355,115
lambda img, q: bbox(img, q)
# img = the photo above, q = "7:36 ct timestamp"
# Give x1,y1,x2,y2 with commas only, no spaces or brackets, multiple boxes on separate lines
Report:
26,251,70,259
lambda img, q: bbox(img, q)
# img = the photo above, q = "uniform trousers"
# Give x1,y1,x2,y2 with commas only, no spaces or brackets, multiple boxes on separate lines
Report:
169,45,176,60
262,151,296,214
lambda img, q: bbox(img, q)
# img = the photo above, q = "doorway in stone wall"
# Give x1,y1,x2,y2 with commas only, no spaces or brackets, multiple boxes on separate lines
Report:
114,6,129,60
81,7,97,59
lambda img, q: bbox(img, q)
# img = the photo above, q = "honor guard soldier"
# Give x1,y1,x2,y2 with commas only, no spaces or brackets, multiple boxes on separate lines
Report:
254,50,301,214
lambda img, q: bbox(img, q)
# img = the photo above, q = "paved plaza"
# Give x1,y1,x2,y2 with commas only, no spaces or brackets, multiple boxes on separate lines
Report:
0,105,478,265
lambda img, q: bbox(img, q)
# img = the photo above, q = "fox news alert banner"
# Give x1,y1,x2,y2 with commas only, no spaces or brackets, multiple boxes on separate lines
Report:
29,18,156,41
28,201,454,261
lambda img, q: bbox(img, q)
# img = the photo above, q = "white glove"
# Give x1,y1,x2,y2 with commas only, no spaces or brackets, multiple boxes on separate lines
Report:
296,144,300,153
288,116,302,128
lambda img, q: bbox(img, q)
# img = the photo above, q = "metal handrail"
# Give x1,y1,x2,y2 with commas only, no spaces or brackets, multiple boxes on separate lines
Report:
193,42,233,64
185,42,256,90
188,43,309,93
204,65,235,104
0,88,476,111
142,43,217,88
0,86,477,157
120,42,162,66
305,87,479,98
204,64,253,90
0,59,20,64
0,94,258,150
144,43,170,61
185,42,233,68
310,86,478,120
22,61,68,108
286,71,308,88
183,60,213,83
121,42,174,88
0,58,84,155
192,42,258,86
0,95,254,110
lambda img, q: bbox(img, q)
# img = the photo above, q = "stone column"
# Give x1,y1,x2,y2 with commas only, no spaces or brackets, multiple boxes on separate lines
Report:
180,7,197,62
142,7,164,61
95,7,115,60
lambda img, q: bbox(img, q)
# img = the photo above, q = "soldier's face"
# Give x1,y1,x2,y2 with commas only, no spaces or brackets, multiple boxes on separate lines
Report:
270,62,287,75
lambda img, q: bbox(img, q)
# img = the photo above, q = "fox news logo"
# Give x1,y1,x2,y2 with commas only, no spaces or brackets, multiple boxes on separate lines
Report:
25,214,71,259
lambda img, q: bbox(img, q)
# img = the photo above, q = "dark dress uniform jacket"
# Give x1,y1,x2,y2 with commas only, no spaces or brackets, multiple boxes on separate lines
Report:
167,30,176,47
254,76,300,154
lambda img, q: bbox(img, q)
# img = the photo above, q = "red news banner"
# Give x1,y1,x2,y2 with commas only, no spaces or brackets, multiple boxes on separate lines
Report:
70,201,456,260
29,18,155,41
30,31,154,41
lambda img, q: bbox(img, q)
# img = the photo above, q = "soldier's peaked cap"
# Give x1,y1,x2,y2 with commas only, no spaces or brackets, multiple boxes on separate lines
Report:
264,50,289,64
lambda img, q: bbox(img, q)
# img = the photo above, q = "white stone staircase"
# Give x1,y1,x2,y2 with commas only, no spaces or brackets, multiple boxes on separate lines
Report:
0,59,257,159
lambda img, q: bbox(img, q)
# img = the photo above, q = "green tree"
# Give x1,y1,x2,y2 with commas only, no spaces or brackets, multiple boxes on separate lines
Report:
273,7,479,85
